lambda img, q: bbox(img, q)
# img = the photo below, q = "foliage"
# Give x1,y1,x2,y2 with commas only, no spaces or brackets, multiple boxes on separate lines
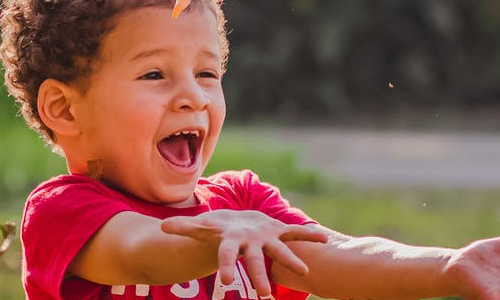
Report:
1,1,500,128
222,0,500,127
0,113,66,207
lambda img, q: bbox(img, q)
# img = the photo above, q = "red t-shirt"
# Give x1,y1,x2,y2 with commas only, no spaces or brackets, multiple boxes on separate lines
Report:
21,170,316,300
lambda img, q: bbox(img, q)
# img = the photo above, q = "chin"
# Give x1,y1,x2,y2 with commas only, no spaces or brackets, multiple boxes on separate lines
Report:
158,183,197,205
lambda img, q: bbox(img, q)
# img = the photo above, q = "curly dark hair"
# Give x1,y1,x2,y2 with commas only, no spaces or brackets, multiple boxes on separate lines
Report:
0,0,229,145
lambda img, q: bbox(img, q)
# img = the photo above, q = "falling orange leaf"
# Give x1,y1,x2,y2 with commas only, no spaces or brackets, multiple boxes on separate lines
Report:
172,0,191,19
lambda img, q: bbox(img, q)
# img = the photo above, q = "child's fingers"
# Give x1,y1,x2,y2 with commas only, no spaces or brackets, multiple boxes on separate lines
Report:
264,240,308,276
243,246,271,296
160,216,193,234
279,224,328,243
218,240,240,285
160,216,218,240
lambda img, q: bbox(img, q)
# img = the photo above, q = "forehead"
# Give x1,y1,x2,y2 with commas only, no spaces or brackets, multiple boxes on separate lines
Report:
107,0,212,18
100,6,220,62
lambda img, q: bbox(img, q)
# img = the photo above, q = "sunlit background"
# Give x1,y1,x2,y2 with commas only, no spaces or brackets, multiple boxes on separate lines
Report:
1,0,500,299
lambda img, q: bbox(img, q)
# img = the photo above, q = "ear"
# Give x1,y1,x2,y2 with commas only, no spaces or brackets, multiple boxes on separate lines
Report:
37,79,81,137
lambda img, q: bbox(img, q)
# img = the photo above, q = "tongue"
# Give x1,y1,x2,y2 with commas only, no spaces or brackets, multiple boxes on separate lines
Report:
158,135,191,166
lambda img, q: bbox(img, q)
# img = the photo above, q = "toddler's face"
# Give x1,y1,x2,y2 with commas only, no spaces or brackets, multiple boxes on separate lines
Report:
72,6,225,205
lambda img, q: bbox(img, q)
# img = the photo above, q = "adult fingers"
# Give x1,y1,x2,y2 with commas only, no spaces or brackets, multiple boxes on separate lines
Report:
218,240,240,285
243,246,271,296
264,239,308,276
279,224,328,243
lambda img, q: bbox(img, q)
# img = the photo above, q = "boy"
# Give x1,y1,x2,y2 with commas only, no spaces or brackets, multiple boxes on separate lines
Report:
1,0,500,300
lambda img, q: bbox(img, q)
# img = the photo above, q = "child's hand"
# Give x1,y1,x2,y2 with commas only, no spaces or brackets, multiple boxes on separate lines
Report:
444,237,500,300
161,210,328,296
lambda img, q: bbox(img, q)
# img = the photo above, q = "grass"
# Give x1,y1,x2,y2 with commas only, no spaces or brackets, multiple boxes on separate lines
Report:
299,188,500,247
1,124,500,299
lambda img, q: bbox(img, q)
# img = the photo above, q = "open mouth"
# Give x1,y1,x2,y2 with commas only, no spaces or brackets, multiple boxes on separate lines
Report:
157,130,204,168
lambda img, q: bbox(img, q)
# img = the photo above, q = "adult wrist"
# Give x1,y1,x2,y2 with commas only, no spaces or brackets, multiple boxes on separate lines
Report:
439,248,468,299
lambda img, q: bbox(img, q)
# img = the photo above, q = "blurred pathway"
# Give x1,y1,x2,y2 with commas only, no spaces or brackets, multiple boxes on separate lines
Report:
269,128,500,188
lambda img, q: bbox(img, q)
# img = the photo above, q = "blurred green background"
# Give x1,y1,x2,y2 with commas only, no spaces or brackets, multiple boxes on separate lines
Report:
2,0,500,299
223,0,500,129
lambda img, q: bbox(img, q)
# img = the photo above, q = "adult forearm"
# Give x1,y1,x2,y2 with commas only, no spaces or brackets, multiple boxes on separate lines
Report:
273,227,457,300
313,236,455,299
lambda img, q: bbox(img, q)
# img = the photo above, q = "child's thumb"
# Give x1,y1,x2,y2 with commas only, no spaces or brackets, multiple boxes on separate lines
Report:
161,216,218,240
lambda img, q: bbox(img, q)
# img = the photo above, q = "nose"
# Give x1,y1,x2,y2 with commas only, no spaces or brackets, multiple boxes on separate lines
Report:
169,78,210,112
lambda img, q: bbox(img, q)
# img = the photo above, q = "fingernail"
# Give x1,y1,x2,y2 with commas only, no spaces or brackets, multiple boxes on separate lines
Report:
299,264,309,275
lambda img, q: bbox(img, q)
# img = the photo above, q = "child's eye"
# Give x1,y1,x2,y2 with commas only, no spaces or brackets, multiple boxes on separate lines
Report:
197,71,218,79
138,71,164,80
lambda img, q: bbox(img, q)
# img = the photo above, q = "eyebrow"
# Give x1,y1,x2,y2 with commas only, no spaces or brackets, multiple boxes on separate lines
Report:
129,49,171,62
199,49,221,61
129,48,220,62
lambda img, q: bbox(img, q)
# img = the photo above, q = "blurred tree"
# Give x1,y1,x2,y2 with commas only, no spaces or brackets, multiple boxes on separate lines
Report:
222,0,500,128
1,0,499,128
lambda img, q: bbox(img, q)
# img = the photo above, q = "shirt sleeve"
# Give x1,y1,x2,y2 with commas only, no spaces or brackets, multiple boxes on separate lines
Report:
21,176,132,300
214,170,317,225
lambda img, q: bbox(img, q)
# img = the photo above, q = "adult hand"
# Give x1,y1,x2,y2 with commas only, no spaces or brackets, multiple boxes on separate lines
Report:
444,237,500,300
161,210,327,296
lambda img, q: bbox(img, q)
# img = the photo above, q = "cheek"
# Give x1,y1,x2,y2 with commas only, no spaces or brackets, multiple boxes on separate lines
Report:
203,98,225,163
211,93,226,125
111,96,163,134
117,109,161,144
